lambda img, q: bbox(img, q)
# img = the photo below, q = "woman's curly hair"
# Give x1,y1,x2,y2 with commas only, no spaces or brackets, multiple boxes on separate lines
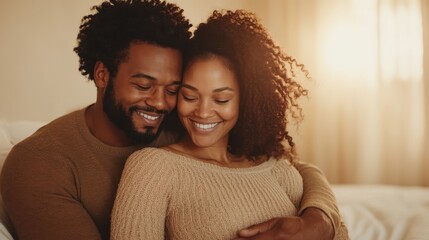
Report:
185,10,308,162
74,0,192,80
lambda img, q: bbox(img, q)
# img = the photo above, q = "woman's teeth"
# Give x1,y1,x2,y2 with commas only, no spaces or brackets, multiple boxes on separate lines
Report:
194,122,219,130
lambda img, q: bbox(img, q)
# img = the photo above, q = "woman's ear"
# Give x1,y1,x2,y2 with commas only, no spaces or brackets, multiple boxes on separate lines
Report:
93,61,110,88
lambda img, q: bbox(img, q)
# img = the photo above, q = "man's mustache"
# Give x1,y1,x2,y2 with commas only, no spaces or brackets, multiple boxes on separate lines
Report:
129,105,169,115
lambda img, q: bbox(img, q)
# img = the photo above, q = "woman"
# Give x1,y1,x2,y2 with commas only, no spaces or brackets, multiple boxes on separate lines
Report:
111,10,348,240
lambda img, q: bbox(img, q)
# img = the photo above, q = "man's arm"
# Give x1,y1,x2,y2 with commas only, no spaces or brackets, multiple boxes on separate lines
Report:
294,161,341,233
236,161,341,240
0,145,102,240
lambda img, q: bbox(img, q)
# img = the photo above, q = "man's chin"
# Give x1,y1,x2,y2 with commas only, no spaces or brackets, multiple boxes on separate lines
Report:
129,132,157,145
129,126,159,144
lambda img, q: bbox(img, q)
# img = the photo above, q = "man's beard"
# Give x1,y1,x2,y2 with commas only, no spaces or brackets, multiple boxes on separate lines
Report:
102,79,165,145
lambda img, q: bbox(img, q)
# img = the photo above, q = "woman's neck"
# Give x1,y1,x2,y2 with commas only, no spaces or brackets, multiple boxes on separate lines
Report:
166,137,257,168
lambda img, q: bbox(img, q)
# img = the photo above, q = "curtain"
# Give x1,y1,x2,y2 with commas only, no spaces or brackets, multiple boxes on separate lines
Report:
245,0,428,186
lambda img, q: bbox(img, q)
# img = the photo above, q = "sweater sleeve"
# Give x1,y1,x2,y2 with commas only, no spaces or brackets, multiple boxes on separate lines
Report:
111,149,173,240
293,161,342,235
0,145,102,240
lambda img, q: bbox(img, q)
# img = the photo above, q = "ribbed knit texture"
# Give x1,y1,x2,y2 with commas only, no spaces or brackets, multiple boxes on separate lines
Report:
111,148,304,240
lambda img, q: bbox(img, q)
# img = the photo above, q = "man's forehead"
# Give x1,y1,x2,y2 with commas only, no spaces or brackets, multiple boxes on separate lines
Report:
119,42,182,82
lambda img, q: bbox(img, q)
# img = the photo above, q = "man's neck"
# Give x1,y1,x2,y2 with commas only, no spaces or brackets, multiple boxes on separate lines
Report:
85,104,134,147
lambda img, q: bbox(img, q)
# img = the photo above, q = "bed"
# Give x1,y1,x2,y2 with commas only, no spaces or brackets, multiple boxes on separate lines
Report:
333,184,429,240
0,120,428,240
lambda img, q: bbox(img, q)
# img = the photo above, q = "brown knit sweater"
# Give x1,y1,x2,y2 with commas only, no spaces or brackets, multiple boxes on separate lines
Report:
0,107,166,240
112,148,348,239
1,107,347,240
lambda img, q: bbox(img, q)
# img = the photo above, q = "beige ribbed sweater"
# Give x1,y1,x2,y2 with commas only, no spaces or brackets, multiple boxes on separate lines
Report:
111,148,304,240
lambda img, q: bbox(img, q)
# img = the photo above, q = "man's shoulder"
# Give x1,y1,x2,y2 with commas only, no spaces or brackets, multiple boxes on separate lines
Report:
9,109,86,158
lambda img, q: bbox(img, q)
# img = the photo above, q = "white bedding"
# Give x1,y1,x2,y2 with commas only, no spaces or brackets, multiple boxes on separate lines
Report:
0,225,12,240
333,184,429,240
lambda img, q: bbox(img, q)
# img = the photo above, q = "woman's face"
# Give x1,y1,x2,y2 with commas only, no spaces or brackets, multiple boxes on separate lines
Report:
178,57,240,148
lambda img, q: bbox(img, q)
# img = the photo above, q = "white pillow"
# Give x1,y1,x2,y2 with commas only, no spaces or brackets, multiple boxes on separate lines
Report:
0,224,13,240
0,123,14,239
2,121,45,145
0,123,13,169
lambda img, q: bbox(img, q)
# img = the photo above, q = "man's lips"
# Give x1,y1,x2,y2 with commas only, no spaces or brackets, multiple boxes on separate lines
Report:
136,111,161,121
135,110,163,126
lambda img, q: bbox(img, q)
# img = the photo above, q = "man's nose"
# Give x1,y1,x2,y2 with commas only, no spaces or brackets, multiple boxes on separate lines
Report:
145,89,167,111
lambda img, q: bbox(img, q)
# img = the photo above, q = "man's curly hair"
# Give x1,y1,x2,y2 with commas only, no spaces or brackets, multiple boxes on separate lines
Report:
74,0,192,80
184,10,308,162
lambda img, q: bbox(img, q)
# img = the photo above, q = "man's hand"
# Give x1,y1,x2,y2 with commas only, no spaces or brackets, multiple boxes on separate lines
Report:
235,207,334,240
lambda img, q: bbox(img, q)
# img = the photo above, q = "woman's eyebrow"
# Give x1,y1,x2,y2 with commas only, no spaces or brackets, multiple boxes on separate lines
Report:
213,87,234,93
181,83,198,91
181,84,234,93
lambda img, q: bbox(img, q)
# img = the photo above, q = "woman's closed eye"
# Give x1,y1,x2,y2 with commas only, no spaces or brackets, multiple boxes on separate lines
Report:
215,99,231,104
182,94,198,101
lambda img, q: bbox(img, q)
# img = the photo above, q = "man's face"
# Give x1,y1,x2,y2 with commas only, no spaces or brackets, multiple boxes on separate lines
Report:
103,42,182,144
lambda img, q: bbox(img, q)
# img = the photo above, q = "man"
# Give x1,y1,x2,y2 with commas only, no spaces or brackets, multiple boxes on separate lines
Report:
0,0,343,239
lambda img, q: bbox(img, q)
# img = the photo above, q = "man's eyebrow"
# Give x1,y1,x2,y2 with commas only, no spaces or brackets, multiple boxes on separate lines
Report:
131,73,181,85
130,73,156,81
170,80,181,86
181,84,235,92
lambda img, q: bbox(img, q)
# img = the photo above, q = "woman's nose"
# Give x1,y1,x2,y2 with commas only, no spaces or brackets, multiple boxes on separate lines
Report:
195,100,213,118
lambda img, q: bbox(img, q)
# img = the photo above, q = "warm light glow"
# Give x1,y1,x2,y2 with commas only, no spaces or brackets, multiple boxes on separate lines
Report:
379,0,423,82
319,0,422,84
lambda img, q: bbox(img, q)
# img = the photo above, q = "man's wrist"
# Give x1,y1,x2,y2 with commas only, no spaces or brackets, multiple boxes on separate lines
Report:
300,207,334,240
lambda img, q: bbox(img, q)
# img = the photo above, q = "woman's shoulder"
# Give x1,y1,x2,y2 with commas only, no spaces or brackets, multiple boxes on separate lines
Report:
121,147,183,182
271,158,302,178
129,147,176,157
271,157,295,169
126,147,177,167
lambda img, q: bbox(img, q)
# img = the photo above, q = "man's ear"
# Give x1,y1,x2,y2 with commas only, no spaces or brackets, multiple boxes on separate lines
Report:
93,61,110,88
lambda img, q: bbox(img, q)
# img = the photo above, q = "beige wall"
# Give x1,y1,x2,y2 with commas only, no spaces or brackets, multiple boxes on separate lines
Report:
0,0,100,121
0,0,259,122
